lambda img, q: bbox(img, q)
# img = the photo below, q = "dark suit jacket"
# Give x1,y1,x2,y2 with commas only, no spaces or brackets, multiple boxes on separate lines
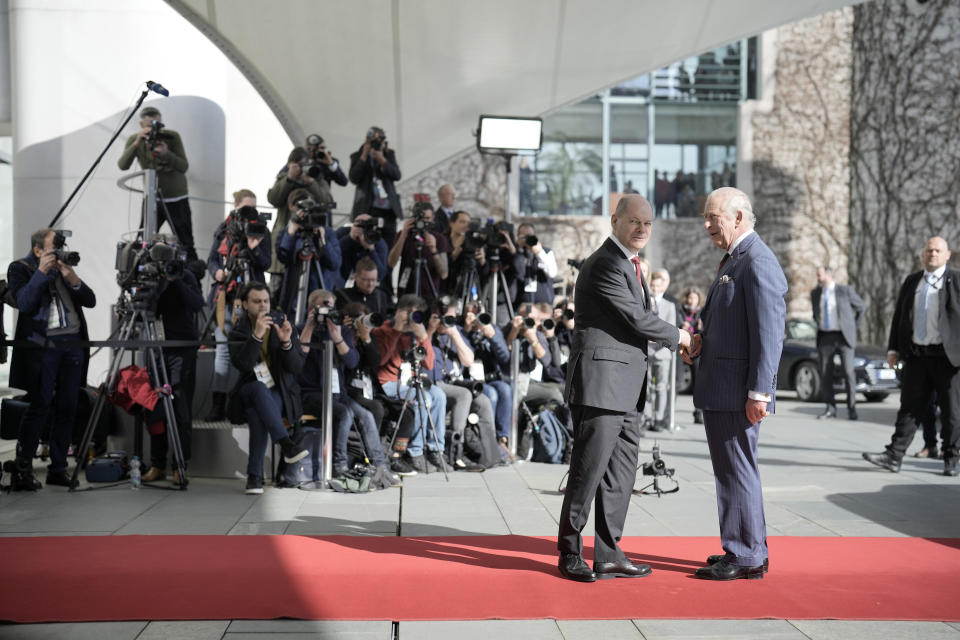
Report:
693,232,787,413
229,313,305,423
564,238,679,413
7,253,96,392
348,146,402,220
888,267,960,367
811,284,864,348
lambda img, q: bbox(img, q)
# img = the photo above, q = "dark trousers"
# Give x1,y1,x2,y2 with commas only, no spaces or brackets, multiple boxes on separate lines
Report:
17,339,84,472
558,405,641,563
817,331,856,409
921,391,940,450
149,347,197,470
887,352,960,462
240,382,289,477
159,198,197,261
703,410,768,567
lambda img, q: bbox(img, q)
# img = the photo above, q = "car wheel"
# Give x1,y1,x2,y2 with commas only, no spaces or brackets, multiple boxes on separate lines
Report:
793,361,820,402
864,392,889,403
675,360,693,394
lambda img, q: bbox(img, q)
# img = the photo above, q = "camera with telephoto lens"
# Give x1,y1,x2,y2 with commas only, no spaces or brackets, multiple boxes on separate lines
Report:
294,198,336,231
313,304,343,325
300,158,322,180
541,318,555,332
354,217,384,244
401,344,427,365
227,205,272,241
641,443,675,478
411,202,434,233
441,315,458,328
522,317,536,329
349,311,384,329
562,308,575,321
115,238,185,290
52,230,80,267
524,234,538,248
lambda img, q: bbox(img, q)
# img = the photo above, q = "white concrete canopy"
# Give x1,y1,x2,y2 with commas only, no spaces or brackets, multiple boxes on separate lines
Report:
166,0,861,180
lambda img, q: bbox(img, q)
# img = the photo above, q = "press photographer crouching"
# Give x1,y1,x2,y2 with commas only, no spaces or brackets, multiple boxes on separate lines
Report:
267,147,335,300
337,214,388,289
141,239,205,484
387,201,450,304
275,189,342,319
227,282,309,495
372,295,447,474
205,189,272,421
6,229,95,490
334,256,391,316
298,290,399,484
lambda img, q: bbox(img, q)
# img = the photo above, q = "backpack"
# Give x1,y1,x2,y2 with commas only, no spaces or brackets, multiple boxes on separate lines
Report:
278,426,323,489
462,419,504,468
531,408,572,464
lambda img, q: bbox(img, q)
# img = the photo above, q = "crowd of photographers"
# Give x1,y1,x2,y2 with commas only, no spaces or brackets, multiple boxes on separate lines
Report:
3,122,678,494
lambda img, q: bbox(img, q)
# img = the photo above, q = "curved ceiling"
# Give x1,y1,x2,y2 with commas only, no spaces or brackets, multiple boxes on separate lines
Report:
166,0,859,180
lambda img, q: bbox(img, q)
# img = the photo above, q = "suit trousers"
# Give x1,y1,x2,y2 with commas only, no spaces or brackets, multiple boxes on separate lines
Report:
558,405,641,563
817,331,856,409
703,410,768,566
149,346,197,470
887,353,960,462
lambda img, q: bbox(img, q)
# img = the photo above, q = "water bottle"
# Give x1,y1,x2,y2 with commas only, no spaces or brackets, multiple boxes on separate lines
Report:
130,456,141,490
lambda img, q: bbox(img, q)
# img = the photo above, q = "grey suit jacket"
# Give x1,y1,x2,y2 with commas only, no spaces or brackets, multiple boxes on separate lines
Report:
649,297,677,362
888,267,960,367
693,232,787,413
811,284,864,348
564,238,680,413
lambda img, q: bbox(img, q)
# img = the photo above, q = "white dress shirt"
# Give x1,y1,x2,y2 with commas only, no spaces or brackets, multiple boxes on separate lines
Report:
913,265,946,345
820,283,839,332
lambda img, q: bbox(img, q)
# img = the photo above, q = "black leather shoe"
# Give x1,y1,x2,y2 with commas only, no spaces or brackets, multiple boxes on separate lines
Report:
45,469,79,489
817,407,837,420
862,451,901,472
945,459,959,477
594,559,652,579
848,408,858,421
706,554,769,573
558,553,596,582
695,559,764,580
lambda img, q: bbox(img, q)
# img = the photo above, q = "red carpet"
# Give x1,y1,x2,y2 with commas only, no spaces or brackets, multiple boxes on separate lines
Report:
1,535,957,623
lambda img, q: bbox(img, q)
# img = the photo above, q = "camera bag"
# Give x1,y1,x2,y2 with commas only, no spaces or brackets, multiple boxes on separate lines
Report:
85,451,129,483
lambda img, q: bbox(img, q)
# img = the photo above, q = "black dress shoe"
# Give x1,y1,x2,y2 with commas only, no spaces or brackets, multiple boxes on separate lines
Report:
945,458,959,477
45,469,79,489
848,408,858,421
558,553,596,582
706,554,769,573
695,559,764,580
817,407,837,420
862,451,901,472
594,559,652,579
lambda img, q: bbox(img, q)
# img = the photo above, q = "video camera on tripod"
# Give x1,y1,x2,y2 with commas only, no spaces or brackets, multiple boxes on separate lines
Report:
294,198,335,231
115,238,186,310
463,219,514,253
52,230,81,267
226,205,271,242
354,217,385,244
636,442,679,497
145,118,171,152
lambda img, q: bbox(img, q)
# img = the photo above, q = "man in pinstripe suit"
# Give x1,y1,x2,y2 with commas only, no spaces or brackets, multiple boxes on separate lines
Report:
686,187,787,580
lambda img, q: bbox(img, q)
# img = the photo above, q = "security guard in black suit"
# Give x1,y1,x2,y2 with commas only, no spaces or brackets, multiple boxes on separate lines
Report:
811,266,865,420
864,236,960,477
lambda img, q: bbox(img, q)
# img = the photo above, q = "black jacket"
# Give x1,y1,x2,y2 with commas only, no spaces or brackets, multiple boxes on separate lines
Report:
348,146,402,220
229,312,305,423
888,268,960,367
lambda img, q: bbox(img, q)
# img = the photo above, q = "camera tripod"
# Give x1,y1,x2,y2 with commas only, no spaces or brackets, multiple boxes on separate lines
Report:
69,299,187,491
483,255,515,326
454,255,484,316
286,232,328,327
387,355,449,481
408,235,439,301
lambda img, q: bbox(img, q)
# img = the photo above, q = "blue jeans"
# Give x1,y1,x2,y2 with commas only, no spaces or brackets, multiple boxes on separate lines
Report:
240,381,288,477
482,380,513,439
330,399,354,473
381,380,446,456
341,395,388,468
17,338,84,472
212,320,238,394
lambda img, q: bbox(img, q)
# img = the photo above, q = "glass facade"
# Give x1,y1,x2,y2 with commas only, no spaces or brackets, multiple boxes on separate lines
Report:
521,38,754,218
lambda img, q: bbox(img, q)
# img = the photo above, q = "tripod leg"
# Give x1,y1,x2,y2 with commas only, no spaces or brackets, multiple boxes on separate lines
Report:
387,384,416,452
144,321,187,489
417,385,449,481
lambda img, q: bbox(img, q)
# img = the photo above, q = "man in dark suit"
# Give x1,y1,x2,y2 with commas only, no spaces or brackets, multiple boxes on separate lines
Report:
811,266,865,420
7,228,96,490
557,195,690,582
687,188,787,580
863,236,960,477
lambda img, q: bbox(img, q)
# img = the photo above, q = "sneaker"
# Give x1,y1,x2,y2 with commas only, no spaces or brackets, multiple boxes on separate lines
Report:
280,440,309,464
425,449,446,471
378,466,403,487
453,458,485,472
390,456,418,477
409,454,428,474
244,474,264,495
45,469,79,489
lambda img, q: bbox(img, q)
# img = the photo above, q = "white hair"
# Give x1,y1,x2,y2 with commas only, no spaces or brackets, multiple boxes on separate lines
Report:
710,187,755,227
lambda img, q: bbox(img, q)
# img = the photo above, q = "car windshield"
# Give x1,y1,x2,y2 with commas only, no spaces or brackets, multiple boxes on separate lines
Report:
787,319,818,341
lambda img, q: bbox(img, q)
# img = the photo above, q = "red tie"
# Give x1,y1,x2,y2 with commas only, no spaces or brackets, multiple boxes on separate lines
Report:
718,253,730,274
629,256,649,308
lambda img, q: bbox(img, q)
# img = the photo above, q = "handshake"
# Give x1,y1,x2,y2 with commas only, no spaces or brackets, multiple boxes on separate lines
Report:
677,330,701,365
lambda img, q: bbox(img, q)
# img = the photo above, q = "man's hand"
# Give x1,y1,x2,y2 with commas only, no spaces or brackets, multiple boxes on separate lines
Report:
135,125,152,143
355,317,372,343
214,268,227,283
254,311,272,340
745,398,769,425
319,149,334,166
360,140,372,161
38,251,58,275
689,333,702,358
410,320,428,341
58,261,80,287
153,140,168,156
276,318,293,343
326,319,342,342
424,232,437,253
246,236,262,251
887,352,899,368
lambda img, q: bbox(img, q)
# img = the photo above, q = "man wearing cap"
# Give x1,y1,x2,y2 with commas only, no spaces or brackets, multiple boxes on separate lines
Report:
118,107,197,261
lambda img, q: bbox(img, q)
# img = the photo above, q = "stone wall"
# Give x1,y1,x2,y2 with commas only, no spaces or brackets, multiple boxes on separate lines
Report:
850,0,960,344
395,149,507,221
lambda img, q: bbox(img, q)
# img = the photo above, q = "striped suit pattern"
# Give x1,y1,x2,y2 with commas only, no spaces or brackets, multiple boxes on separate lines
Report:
693,231,787,567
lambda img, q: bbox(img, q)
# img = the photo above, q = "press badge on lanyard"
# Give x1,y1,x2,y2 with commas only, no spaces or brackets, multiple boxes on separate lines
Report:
253,361,275,389
47,300,63,330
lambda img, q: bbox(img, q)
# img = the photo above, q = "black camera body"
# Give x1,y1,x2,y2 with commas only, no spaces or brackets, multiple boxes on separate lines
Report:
314,305,343,326
401,345,427,365
227,205,272,241
370,137,384,151
295,198,335,231
115,239,185,290
52,230,80,267
300,158,322,180
268,310,286,325
354,217,384,244
641,443,675,478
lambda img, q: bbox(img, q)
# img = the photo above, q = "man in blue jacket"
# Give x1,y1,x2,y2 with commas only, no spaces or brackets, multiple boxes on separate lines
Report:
7,228,96,490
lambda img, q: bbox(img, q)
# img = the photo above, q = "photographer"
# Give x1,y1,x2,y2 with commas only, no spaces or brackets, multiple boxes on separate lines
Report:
339,301,389,453
267,147,334,298
334,257,391,316
481,222,524,325
506,302,563,408
297,290,397,483
372,295,447,474
462,304,514,443
6,229,96,490
142,247,204,484
305,133,348,188
117,107,197,261
228,282,309,495
349,126,402,248
447,210,488,299
387,202,450,304
205,189,272,421
513,222,558,308
275,188,342,318
425,299,497,470
337,213,388,286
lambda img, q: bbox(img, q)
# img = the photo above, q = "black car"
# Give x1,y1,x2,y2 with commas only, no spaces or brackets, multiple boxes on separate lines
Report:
676,318,899,402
